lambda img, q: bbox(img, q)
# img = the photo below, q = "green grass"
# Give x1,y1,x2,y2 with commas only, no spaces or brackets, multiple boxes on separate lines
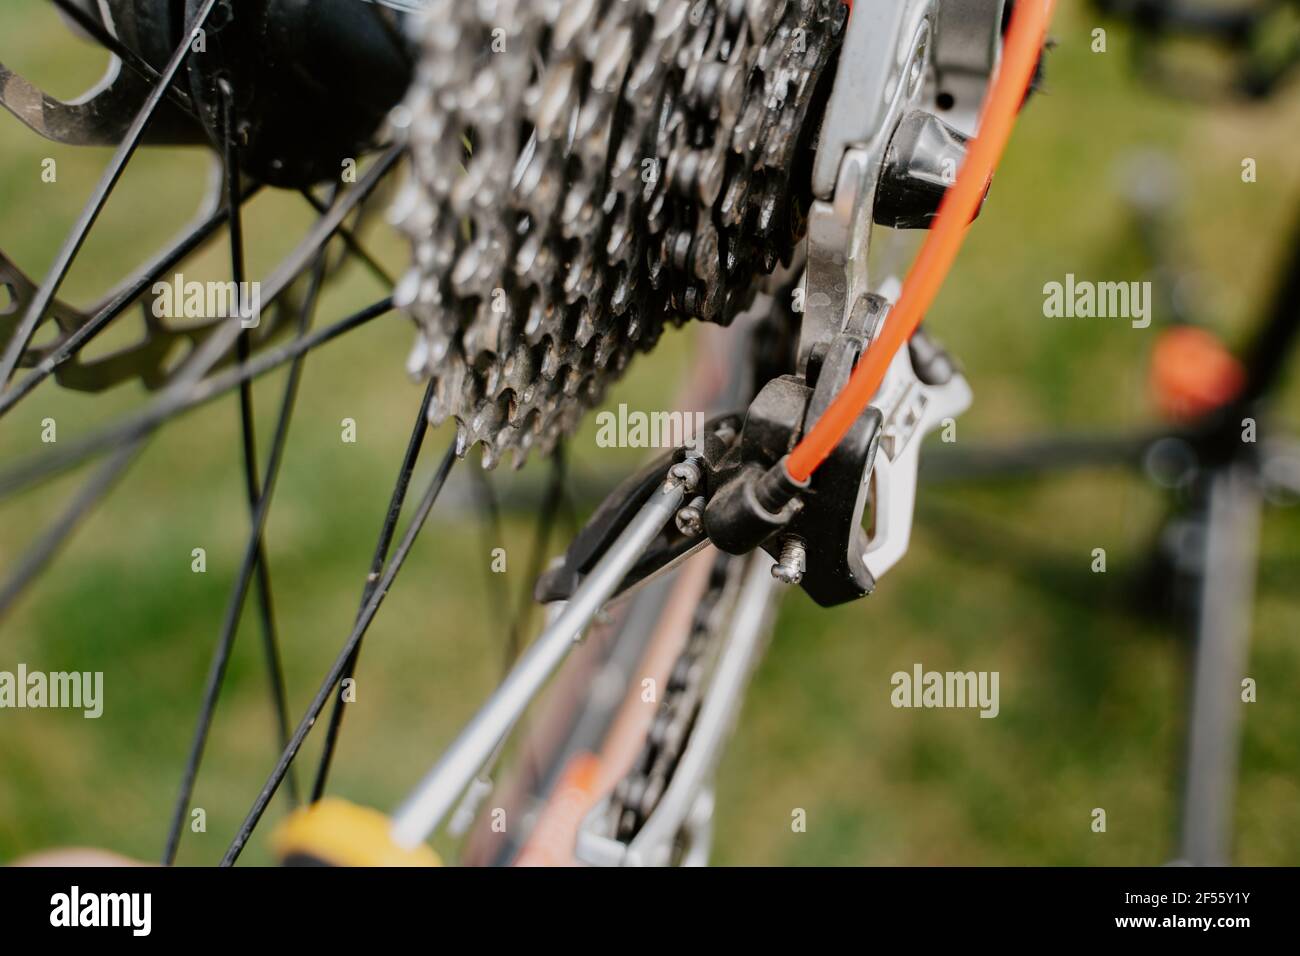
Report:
1,1,1298,865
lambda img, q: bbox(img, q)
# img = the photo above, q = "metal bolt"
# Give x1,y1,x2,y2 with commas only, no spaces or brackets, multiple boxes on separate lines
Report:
676,496,707,537
771,537,806,584
667,459,702,493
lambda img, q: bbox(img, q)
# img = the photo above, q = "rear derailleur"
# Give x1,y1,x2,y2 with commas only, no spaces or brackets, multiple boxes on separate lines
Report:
536,295,971,608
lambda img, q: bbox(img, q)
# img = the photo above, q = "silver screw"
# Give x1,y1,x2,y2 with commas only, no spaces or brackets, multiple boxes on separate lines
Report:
667,459,702,493
676,496,707,537
771,537,806,584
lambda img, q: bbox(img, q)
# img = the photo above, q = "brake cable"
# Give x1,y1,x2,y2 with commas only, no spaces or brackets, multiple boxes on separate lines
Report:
786,0,1057,483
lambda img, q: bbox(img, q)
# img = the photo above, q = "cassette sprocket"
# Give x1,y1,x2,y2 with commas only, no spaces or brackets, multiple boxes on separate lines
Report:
393,0,846,467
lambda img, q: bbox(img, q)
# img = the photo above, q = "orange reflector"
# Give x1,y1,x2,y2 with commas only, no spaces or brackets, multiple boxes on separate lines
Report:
1150,325,1246,421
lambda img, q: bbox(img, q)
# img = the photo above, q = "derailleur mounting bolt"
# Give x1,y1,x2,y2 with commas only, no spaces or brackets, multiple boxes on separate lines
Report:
772,537,807,585
675,496,708,537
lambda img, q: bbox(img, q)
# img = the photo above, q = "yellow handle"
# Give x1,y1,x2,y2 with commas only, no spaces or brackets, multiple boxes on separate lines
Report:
275,798,442,867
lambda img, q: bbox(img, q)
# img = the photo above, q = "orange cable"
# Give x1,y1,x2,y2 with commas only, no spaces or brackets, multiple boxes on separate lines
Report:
786,0,1056,482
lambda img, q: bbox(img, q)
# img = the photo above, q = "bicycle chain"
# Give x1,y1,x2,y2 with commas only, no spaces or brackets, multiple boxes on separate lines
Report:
394,0,846,468
605,553,736,842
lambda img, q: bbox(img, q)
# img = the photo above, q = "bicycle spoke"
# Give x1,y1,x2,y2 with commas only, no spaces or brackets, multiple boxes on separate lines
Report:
297,189,394,288
310,378,437,802
2,139,395,418
559,468,582,541
258,147,402,304
469,467,517,673
0,300,392,624
0,298,394,500
162,237,335,865
218,78,298,808
389,469,691,846
506,445,567,670
0,97,411,850
0,147,404,500
0,439,143,622
0,0,223,388
47,0,199,120
0,147,377,620
223,436,458,866
0,185,262,420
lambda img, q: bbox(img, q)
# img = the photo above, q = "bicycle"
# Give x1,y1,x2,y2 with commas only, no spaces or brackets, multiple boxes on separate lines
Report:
15,0,1283,868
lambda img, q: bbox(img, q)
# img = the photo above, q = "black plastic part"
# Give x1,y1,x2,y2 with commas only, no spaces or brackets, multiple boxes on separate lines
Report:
181,0,413,187
704,462,801,556
873,110,986,230
712,294,886,606
703,375,811,555
533,451,679,603
533,414,743,603
773,302,887,605
762,405,882,606
908,326,959,385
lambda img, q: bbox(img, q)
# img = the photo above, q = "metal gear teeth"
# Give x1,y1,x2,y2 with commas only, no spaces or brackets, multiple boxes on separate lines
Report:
394,0,845,469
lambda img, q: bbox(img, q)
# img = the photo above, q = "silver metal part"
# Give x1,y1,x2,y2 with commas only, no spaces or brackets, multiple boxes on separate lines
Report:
811,0,930,201
390,466,692,848
577,548,780,866
771,536,806,583
676,495,707,537
801,7,930,370
862,339,971,580
446,773,494,838
794,0,1000,581
2,2,200,147
1176,465,1261,866
930,0,1007,136
0,56,192,147
394,0,846,467
668,460,703,494
799,0,1003,370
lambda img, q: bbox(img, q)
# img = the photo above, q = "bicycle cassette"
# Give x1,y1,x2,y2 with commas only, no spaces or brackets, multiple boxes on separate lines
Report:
392,0,847,468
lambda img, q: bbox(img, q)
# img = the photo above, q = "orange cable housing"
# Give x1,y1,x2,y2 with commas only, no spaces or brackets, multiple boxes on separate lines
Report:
787,0,1057,481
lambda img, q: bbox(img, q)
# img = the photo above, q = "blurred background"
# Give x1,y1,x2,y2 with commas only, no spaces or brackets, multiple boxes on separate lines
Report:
1,0,1297,865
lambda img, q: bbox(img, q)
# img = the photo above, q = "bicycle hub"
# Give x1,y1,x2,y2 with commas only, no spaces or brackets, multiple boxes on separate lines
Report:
83,0,414,187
